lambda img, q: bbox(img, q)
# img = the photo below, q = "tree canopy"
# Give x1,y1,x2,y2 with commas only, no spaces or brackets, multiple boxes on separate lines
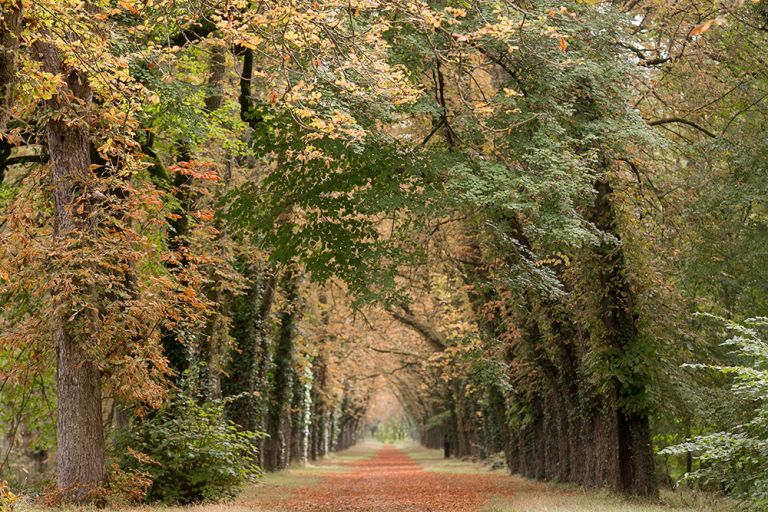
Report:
2,0,768,509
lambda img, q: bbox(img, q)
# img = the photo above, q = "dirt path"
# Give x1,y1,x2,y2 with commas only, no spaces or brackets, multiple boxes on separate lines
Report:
257,445,516,512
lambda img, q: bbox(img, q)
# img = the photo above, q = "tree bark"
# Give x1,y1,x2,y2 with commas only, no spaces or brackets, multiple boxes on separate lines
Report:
199,44,229,398
264,267,300,471
0,0,22,185
223,269,275,432
0,0,21,131
36,40,106,499
590,177,657,498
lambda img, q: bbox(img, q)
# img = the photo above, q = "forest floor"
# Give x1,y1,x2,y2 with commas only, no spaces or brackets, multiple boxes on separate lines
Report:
18,441,732,512
178,441,729,512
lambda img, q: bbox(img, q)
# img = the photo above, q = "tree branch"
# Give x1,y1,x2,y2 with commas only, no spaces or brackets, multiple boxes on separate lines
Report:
388,306,446,351
170,19,218,47
367,346,422,358
5,153,47,166
647,117,717,138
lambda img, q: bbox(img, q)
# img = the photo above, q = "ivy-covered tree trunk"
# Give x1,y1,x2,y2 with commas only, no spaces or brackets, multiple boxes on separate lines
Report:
159,146,193,376
309,292,332,461
289,361,310,464
222,267,275,435
37,40,106,498
309,354,328,461
452,382,469,457
162,46,229,383
589,177,657,498
264,268,299,471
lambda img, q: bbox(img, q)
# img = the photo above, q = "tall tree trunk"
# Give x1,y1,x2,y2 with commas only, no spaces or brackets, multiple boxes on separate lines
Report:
309,355,327,461
264,267,300,471
590,176,657,498
37,40,106,499
0,0,21,132
223,268,275,431
200,45,229,398
162,45,229,382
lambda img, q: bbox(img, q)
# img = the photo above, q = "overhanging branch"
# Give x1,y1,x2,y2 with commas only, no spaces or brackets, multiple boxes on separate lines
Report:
647,117,717,138
388,307,447,351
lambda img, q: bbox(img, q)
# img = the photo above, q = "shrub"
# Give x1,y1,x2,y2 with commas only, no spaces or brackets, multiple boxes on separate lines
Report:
113,392,261,504
662,315,768,510
0,481,16,512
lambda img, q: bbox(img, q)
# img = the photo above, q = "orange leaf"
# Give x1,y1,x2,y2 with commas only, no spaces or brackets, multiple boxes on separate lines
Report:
118,0,139,15
559,37,568,52
690,19,714,37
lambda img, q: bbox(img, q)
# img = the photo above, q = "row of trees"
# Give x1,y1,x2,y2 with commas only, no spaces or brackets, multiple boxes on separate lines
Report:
0,0,386,501
1,0,768,507
382,0,768,506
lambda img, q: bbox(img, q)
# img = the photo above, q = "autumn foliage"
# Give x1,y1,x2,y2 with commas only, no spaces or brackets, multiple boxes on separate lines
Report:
2,0,768,508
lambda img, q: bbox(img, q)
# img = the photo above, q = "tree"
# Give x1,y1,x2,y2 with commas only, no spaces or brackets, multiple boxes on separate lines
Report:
34,29,106,498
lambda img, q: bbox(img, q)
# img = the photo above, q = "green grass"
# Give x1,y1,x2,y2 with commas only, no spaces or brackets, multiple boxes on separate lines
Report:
482,488,733,512
16,441,733,512
403,440,504,474
397,441,734,512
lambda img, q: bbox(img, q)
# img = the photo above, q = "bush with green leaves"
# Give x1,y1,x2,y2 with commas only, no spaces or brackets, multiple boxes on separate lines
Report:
662,315,768,509
113,392,262,504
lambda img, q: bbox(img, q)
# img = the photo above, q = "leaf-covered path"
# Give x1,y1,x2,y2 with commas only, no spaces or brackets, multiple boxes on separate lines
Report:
262,445,514,512
233,442,723,512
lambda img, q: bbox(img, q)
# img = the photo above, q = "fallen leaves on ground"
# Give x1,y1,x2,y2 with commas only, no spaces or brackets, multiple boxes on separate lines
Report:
256,445,517,512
